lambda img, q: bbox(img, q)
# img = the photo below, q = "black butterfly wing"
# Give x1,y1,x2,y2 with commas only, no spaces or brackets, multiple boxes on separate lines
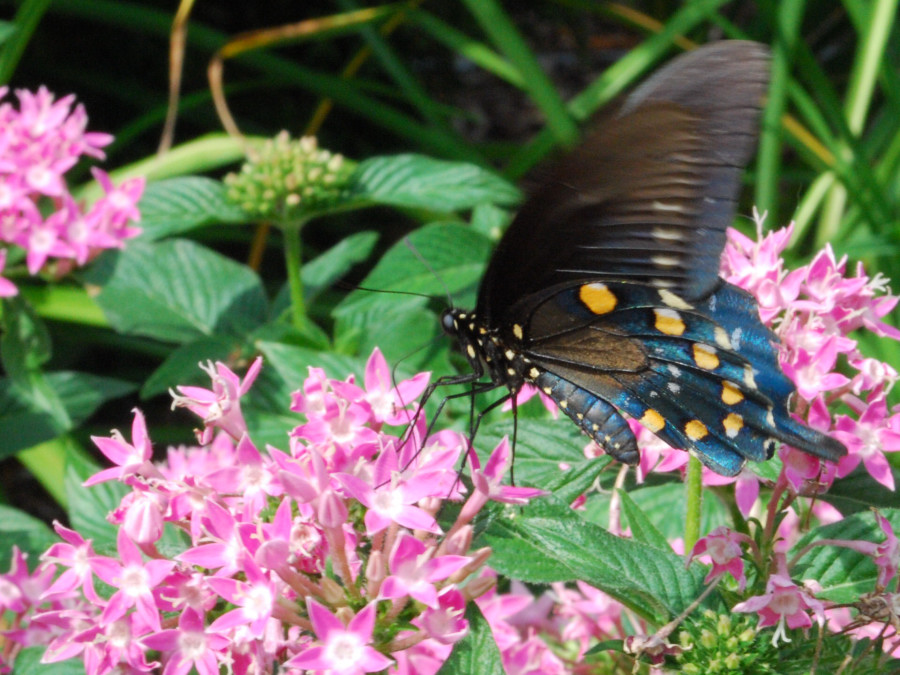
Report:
466,40,846,475
477,41,771,325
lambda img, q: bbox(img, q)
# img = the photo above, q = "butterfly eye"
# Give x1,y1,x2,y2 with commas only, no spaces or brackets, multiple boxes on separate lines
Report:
440,310,457,335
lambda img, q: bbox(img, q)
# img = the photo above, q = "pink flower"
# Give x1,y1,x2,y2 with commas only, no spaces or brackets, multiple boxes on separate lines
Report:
835,390,900,489
379,534,471,609
338,444,440,536
91,529,176,631
143,608,229,675
733,559,825,646
411,587,469,645
361,346,430,425
0,248,18,296
688,526,752,590
170,357,262,444
286,599,393,674
86,409,162,486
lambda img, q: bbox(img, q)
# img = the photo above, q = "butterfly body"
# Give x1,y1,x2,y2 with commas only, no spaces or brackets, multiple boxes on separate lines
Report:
441,41,846,476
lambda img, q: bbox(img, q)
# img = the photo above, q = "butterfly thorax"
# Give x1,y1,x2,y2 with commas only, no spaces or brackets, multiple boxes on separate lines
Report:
441,307,538,393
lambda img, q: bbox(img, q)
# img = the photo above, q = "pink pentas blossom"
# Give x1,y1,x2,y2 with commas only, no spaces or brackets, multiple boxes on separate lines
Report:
733,557,826,646
688,526,752,590
91,529,175,632
379,534,472,609
835,389,900,490
361,346,430,425
170,357,262,445
86,408,162,486
143,608,229,675
286,599,393,674
0,87,141,279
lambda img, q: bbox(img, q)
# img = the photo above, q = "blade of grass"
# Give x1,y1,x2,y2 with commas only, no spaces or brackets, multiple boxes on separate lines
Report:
461,0,578,146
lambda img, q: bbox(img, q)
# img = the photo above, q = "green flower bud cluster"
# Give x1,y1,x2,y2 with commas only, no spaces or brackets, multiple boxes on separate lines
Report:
225,132,354,219
675,610,777,675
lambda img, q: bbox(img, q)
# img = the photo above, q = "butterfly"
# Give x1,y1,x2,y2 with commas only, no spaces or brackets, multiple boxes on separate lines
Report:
438,40,847,477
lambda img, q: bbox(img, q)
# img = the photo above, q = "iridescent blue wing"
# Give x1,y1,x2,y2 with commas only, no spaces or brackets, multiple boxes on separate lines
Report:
522,280,846,476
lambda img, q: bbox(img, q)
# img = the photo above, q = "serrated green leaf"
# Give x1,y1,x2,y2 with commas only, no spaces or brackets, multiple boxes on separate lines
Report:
476,497,706,623
477,418,602,492
436,603,504,675
86,240,267,343
0,505,57,571
618,489,671,550
347,154,521,212
581,481,730,542
137,176,248,241
791,509,900,603
334,222,491,318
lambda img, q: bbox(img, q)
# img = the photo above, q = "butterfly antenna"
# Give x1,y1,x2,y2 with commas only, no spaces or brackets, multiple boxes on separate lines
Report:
403,235,454,307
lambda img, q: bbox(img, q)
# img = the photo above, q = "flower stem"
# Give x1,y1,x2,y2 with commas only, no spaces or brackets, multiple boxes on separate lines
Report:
283,221,308,330
684,455,703,553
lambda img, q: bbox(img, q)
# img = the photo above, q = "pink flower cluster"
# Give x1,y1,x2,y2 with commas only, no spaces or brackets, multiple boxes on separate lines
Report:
0,86,144,294
0,348,553,674
722,213,900,493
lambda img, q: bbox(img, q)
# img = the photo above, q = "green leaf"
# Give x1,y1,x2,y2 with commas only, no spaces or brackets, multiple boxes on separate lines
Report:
618,489,671,550
11,646,85,675
792,509,900,603
0,371,132,459
136,176,248,241
347,154,521,212
302,230,379,301
581,481,730,543
477,418,602,492
335,222,491,318
65,450,125,552
86,239,267,343
436,603,504,675
141,335,240,398
820,466,900,514
0,505,57,571
470,202,510,240
476,497,706,623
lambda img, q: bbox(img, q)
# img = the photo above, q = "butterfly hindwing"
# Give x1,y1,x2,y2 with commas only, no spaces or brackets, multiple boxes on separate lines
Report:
518,280,842,475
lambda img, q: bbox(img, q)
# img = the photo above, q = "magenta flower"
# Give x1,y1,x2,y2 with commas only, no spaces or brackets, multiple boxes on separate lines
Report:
733,560,825,646
85,408,162,486
207,555,277,638
0,87,141,277
170,357,262,444
835,389,900,489
286,599,393,674
143,608,229,675
41,522,104,603
379,534,471,609
688,526,752,590
361,346,430,425
0,248,18,296
91,529,175,631
412,587,469,645
472,438,547,505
